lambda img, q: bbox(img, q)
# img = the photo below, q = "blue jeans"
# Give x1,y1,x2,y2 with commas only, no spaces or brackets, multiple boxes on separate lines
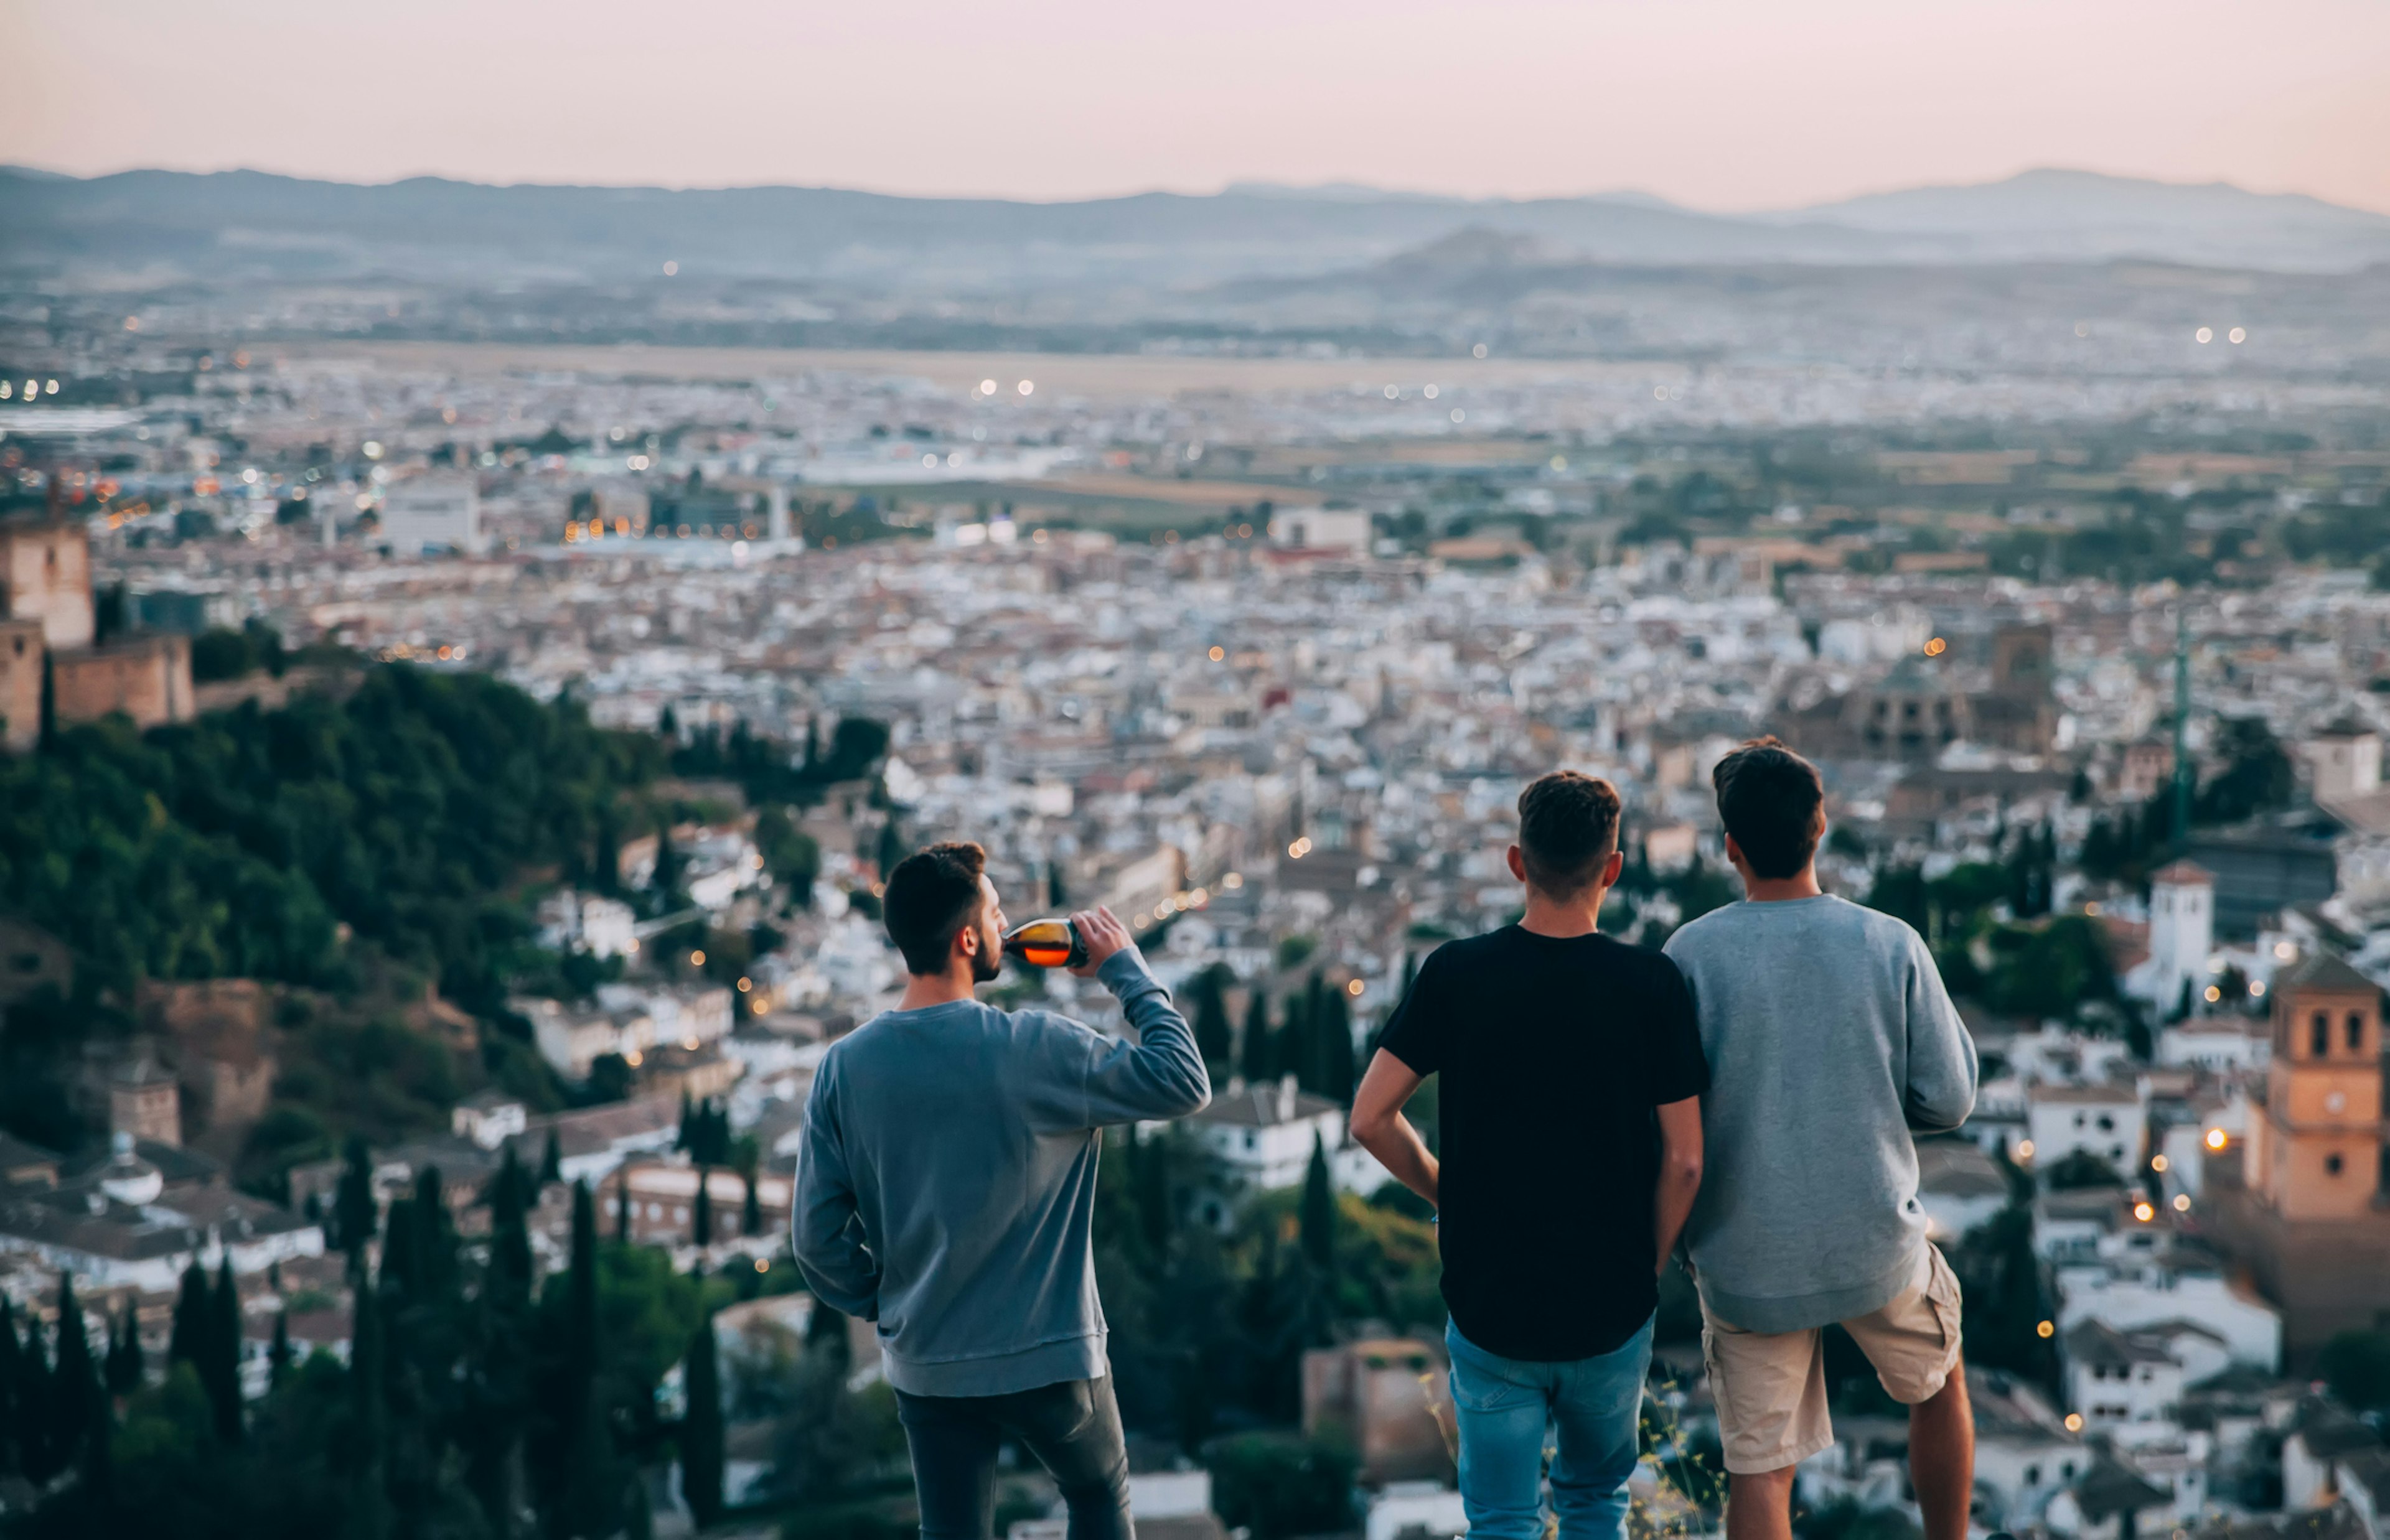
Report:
1445,1316,1654,1540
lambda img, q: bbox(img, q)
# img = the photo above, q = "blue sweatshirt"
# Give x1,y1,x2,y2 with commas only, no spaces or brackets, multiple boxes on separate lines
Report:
792,948,1211,1396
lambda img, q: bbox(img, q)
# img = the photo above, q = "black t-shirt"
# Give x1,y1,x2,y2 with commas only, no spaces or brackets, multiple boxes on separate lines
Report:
1378,925,1709,1362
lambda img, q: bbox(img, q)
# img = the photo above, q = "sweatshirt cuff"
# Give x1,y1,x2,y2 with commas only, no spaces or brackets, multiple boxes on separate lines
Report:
1096,946,1156,994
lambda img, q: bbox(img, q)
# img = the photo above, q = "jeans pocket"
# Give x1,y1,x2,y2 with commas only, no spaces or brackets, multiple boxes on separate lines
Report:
1449,1348,1540,1414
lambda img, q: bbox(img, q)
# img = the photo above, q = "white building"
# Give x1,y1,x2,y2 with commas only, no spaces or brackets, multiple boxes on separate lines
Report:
1915,1135,2013,1243
1268,506,1372,556
2064,1319,2185,1431
2027,1083,2145,1174
1364,1483,1467,1540
536,889,639,960
380,474,484,556
2156,1019,2264,1074
2136,861,2214,1017
1181,1075,1384,1226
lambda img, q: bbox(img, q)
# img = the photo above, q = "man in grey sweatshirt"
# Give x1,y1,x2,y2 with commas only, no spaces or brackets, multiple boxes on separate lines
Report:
794,842,1211,1540
1663,740,1979,1540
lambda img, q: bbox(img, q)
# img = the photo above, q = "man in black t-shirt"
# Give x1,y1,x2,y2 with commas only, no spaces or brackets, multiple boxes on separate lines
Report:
1351,771,1708,1540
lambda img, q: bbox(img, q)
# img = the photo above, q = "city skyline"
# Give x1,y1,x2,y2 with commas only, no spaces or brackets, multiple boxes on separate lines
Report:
6,0,2389,215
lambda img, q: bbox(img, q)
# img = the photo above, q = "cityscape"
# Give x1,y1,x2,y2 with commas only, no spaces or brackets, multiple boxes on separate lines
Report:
4,28,2390,1540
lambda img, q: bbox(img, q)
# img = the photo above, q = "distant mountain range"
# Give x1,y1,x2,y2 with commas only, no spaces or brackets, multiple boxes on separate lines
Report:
3,165,2386,288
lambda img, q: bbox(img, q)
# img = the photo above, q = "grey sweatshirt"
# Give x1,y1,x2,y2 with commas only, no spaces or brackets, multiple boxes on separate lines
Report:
1663,895,1977,1334
792,948,1210,1397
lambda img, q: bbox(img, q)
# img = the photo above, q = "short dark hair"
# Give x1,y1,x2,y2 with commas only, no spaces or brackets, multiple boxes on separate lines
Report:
1517,771,1623,897
1712,737,1824,880
883,842,989,975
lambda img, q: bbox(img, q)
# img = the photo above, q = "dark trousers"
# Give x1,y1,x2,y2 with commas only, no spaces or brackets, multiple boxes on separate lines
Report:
894,1375,1133,1540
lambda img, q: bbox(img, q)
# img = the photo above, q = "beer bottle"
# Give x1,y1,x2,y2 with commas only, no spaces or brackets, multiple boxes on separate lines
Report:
1001,918,1085,969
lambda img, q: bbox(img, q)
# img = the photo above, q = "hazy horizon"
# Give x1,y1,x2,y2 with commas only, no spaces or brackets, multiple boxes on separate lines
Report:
6,0,2389,216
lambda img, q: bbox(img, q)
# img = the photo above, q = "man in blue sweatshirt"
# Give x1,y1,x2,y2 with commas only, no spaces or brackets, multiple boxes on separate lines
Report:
1663,740,1979,1540
794,842,1211,1540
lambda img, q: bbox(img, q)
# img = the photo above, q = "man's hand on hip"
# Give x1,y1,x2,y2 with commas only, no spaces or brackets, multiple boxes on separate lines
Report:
1068,908,1133,977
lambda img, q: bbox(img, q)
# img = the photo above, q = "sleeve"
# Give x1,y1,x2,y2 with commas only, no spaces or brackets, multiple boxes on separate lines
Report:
1900,928,1979,1132
1022,946,1212,1132
1375,948,1447,1077
1646,956,1710,1105
790,1059,881,1319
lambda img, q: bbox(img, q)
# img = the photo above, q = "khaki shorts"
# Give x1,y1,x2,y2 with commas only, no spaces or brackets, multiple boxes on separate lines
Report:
1700,1243,1964,1475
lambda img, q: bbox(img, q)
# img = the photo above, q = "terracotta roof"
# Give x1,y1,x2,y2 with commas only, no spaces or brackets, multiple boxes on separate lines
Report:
2150,860,2213,886
2279,952,2378,995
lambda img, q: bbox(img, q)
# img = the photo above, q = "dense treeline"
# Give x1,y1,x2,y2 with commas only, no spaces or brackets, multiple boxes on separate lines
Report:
7,1145,783,1539
0,665,668,1006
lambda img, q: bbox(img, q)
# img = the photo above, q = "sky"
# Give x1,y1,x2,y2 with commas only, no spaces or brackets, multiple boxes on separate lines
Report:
7,0,2390,214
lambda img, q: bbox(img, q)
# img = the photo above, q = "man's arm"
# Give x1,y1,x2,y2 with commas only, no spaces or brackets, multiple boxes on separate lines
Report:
1652,1094,1703,1274
1066,908,1211,1126
1903,930,1979,1132
1349,1050,1438,1208
790,1070,880,1318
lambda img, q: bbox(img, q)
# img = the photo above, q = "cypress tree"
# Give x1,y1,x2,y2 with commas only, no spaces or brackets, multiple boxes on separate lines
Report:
347,1284,390,1540
105,1303,143,1394
616,1170,635,1244
268,1311,293,1389
565,1180,599,1398
1133,1129,1172,1256
0,1295,20,1474
741,1164,762,1237
1238,990,1273,1084
680,1315,725,1527
691,1165,713,1248
675,1091,694,1151
334,1136,377,1275
50,1274,96,1472
411,1167,459,1308
538,1130,563,1188
17,1315,56,1484
1299,1132,1337,1273
1191,968,1232,1068
168,1261,209,1371
1314,984,1355,1105
208,1257,243,1443
490,1152,534,1310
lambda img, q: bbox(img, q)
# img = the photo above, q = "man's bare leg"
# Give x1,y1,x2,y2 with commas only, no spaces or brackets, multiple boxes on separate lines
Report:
1726,1467,1796,1540
1906,1365,1974,1540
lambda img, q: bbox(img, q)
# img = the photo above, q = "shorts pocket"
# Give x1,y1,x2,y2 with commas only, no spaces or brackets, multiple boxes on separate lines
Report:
1923,1245,1962,1358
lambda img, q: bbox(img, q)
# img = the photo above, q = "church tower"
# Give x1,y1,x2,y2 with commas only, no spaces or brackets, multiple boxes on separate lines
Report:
2147,861,2214,1019
2252,953,2384,1221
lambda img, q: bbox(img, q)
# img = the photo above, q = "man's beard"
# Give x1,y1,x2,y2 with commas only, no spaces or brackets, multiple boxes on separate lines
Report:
970,935,1004,984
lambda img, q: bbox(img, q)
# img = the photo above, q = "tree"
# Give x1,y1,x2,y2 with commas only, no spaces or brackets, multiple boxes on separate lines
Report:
2318,1329,2390,1414
334,1136,377,1274
1299,1135,1338,1274
346,1284,390,1540
1311,984,1354,1105
168,1262,210,1376
538,1129,563,1188
268,1312,294,1390
616,1170,635,1244
680,1315,725,1527
49,1273,97,1473
490,1148,535,1310
1239,990,1275,1084
692,1165,714,1248
0,1295,21,1475
106,1300,145,1394
1190,967,1234,1069
741,1164,762,1238
207,1258,243,1442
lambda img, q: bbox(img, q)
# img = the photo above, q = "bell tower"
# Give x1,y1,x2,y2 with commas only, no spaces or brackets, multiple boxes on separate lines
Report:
2254,953,2384,1221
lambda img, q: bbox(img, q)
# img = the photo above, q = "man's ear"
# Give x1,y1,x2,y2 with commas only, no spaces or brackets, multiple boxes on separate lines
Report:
1722,833,1745,869
1603,849,1624,888
1506,844,1527,884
